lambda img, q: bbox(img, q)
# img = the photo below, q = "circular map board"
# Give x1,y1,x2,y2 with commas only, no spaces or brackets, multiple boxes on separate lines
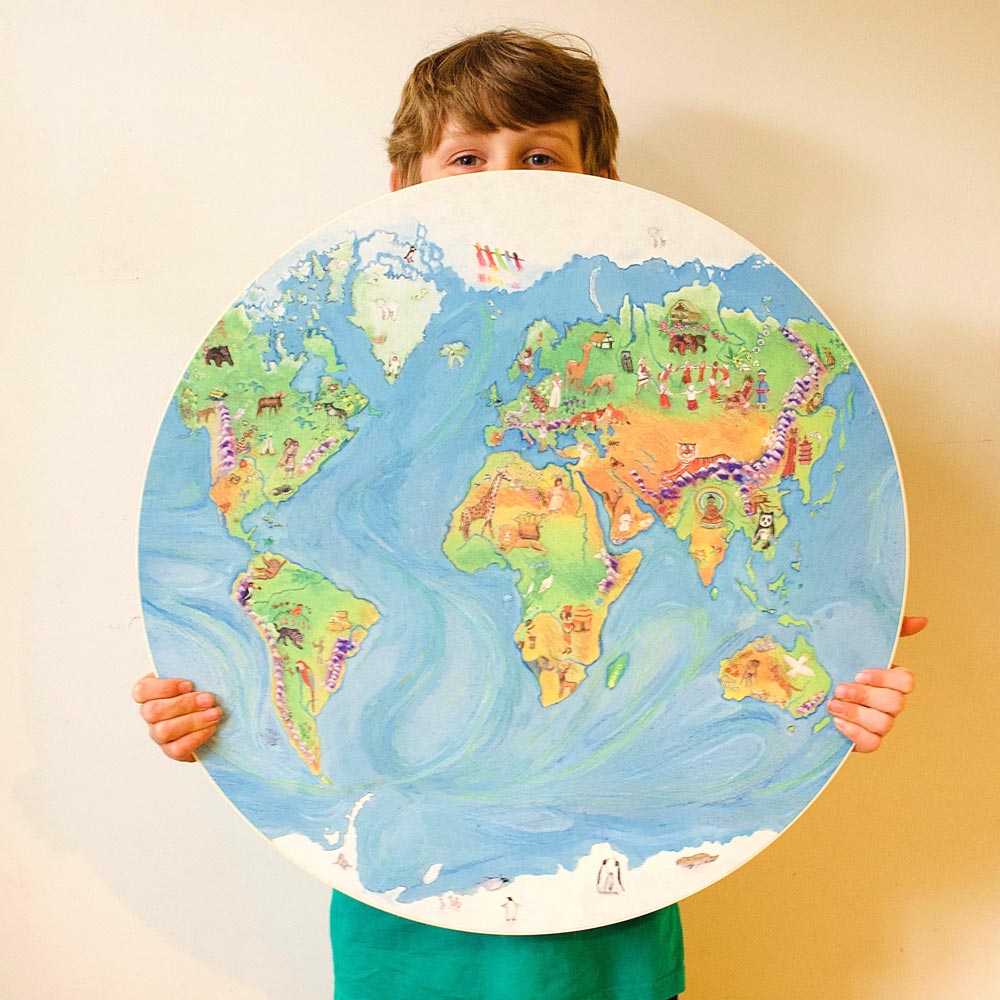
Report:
140,172,906,934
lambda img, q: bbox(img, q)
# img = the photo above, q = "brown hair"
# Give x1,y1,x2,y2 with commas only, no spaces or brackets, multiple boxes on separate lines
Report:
388,28,619,187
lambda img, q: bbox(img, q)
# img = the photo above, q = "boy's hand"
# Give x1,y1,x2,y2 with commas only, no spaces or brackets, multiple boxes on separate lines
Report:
132,673,223,762
827,616,927,753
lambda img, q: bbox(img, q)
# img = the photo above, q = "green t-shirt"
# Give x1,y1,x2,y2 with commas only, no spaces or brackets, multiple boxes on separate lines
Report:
329,891,684,1000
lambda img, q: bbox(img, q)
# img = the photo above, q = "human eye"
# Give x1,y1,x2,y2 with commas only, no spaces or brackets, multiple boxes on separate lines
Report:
450,153,483,169
526,153,556,168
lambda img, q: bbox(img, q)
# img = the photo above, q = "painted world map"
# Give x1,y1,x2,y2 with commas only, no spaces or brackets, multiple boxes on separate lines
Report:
140,173,906,934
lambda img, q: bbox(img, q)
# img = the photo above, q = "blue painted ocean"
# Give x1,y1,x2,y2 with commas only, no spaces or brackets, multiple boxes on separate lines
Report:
140,246,905,902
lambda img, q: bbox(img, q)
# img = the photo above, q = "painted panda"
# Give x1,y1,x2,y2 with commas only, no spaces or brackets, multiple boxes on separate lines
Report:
753,510,775,549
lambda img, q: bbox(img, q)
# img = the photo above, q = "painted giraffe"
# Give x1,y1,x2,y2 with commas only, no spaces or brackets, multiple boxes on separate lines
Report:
460,468,512,540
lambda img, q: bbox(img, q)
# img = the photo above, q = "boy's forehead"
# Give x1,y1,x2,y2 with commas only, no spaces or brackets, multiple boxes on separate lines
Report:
434,119,581,146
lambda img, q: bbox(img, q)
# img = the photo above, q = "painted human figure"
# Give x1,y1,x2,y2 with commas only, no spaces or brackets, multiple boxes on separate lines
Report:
658,368,672,408
700,493,724,528
756,370,771,409
708,374,719,401
560,606,575,655
684,385,702,411
681,360,693,384
697,361,707,382
548,477,568,513
549,373,562,410
278,438,299,477
781,426,799,478
635,357,651,394
734,374,754,407
518,347,534,376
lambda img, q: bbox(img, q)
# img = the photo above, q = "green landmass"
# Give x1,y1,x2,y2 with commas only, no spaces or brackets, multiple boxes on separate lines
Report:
813,461,846,509
606,653,629,689
483,283,847,601
442,451,640,706
233,552,379,776
777,614,810,628
177,308,367,541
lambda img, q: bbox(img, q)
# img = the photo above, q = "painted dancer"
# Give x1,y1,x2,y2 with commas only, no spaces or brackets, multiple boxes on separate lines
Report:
658,368,673,408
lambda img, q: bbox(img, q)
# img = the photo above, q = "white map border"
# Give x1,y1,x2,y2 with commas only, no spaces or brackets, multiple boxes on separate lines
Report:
144,171,910,934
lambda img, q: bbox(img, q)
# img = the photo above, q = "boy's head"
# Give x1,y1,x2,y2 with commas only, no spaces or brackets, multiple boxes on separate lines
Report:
388,28,619,188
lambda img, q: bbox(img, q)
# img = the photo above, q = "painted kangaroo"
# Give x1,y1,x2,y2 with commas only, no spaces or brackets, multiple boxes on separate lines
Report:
460,468,512,540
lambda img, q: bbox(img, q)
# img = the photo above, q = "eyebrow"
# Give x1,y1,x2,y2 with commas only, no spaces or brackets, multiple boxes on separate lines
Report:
438,125,577,145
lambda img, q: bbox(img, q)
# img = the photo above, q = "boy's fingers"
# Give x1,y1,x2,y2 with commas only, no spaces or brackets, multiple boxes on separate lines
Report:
849,667,915,695
160,725,218,763
829,699,896,742
829,616,923,754
139,690,217,725
900,615,928,638
148,707,223,748
829,687,905,724
833,717,883,754
132,674,194,704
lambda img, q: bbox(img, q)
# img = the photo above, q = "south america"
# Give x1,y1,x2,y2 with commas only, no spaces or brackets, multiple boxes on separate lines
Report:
233,553,379,775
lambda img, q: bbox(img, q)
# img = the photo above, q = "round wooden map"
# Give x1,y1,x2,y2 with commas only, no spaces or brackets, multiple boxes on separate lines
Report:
139,172,906,934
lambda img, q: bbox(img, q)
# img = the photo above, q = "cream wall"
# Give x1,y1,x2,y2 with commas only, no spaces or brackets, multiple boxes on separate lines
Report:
5,2,998,998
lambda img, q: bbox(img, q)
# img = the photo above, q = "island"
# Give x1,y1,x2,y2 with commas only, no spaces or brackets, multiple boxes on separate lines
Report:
718,634,830,718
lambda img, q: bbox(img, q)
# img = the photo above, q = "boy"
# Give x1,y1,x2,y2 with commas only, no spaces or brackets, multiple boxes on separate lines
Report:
134,29,923,999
